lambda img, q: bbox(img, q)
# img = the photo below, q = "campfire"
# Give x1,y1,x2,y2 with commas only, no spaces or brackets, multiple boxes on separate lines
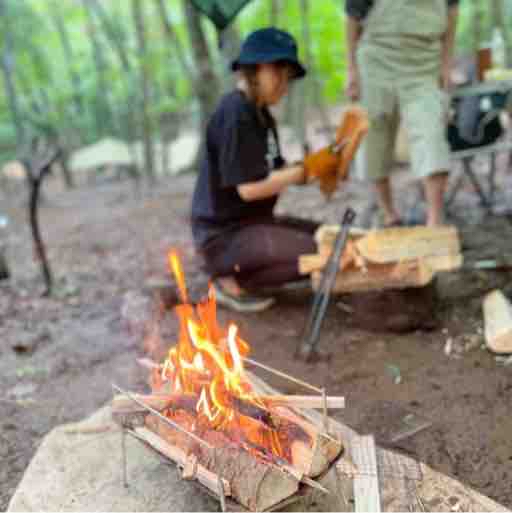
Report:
112,250,344,511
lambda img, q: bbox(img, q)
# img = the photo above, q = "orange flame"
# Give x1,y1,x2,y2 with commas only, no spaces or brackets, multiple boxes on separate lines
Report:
168,250,188,304
159,249,282,456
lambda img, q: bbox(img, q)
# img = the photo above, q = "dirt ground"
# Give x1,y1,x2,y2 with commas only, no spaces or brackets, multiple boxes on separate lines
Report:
1,154,512,511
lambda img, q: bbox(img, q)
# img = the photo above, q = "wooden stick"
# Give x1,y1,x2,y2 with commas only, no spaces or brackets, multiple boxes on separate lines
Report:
262,395,345,410
242,356,323,394
137,356,326,397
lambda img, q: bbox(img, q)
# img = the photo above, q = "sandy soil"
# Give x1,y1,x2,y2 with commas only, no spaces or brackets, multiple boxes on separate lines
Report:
1,155,512,511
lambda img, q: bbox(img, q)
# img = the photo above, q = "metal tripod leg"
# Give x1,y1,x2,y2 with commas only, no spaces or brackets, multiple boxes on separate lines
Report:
462,157,491,208
445,168,466,208
121,428,128,488
488,152,497,205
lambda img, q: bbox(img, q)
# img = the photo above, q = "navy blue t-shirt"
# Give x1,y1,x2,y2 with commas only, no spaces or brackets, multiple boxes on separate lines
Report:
191,90,284,247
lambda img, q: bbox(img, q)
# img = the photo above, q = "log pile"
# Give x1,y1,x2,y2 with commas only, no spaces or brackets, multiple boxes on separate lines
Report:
112,387,343,511
300,225,463,294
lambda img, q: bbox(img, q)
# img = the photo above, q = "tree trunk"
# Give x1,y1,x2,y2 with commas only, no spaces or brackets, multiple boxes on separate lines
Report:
182,0,221,133
0,0,25,150
491,0,512,67
87,0,138,156
50,1,83,117
270,0,280,26
217,24,242,92
155,0,195,86
24,149,61,297
472,0,485,54
132,0,155,184
58,147,74,189
300,0,332,146
88,0,132,72
81,0,115,137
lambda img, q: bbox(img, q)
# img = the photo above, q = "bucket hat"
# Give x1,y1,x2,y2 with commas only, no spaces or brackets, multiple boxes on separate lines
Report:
231,28,306,79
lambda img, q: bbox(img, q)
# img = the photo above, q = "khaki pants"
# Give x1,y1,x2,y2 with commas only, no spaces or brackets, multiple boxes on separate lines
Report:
357,78,451,181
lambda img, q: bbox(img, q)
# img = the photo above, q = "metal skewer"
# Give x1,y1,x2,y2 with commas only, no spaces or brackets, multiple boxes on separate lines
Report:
112,384,214,450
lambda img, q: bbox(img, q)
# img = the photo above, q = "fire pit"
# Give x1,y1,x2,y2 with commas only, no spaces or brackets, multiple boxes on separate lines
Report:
112,251,345,511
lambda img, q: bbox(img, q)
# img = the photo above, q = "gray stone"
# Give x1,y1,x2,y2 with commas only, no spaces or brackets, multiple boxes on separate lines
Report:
8,405,217,512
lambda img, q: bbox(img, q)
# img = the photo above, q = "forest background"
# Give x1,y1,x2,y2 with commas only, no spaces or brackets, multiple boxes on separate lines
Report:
0,0,511,184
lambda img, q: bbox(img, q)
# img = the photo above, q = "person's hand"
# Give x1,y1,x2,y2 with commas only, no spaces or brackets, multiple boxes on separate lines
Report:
294,165,309,186
346,66,361,101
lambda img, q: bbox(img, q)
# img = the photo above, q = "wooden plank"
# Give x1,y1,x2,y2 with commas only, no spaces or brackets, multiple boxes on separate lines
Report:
483,289,512,353
352,435,381,513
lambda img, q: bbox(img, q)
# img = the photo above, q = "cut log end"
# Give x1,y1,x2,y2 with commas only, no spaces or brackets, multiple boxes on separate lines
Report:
484,289,512,354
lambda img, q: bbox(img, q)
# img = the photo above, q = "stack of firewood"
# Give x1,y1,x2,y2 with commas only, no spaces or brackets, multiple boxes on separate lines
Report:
299,225,463,293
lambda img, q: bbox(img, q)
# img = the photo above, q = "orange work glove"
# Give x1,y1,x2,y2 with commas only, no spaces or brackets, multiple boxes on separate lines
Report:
303,144,342,181
304,105,369,198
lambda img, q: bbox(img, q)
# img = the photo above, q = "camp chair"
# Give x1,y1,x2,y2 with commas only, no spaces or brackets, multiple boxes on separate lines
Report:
446,81,512,210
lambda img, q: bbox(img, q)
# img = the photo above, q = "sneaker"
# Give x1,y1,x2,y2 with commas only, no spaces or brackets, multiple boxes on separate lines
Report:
212,282,275,313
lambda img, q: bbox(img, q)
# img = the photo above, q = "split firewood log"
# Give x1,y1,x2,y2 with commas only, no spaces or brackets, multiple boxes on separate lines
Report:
112,393,342,479
483,289,512,354
316,224,461,265
145,414,300,511
311,260,434,293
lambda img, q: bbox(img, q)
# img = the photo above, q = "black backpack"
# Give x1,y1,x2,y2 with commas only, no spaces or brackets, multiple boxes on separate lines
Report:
447,91,508,152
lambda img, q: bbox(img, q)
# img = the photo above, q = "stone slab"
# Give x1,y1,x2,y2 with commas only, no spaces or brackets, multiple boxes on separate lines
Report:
8,405,217,512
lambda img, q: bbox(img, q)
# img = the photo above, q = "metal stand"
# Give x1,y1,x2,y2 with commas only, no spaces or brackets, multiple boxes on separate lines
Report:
296,207,356,361
121,428,128,488
446,156,492,209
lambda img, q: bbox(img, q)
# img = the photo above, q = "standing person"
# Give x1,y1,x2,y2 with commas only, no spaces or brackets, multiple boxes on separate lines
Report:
346,0,459,226
191,28,340,312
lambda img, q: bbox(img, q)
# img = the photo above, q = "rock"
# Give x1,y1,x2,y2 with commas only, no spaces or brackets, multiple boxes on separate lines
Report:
8,405,217,512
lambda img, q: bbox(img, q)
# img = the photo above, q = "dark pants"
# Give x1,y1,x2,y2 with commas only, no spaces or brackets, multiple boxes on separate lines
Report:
199,216,319,290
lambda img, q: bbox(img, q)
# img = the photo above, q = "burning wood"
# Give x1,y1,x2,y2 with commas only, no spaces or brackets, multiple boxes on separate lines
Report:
113,250,343,511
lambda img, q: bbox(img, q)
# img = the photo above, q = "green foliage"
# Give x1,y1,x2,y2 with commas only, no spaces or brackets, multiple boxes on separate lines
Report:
0,0,509,158
235,0,347,103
